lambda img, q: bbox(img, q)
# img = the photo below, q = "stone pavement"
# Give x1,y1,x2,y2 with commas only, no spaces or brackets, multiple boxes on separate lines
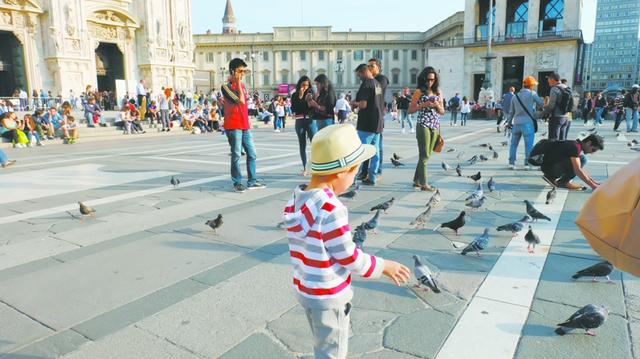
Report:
0,118,638,358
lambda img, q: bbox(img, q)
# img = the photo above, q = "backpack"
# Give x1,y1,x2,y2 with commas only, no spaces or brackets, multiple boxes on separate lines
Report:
528,139,555,166
557,86,573,114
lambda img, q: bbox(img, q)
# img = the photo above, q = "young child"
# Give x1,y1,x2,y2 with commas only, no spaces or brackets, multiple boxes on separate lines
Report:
282,124,410,358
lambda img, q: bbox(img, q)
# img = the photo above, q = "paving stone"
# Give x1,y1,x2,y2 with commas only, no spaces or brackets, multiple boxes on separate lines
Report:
0,302,53,353
358,349,420,359
411,287,466,317
348,333,383,356
0,235,79,271
352,276,425,315
622,272,640,357
9,330,88,358
383,309,455,358
350,309,398,336
267,306,314,354
219,333,296,359
516,299,633,359
191,249,277,287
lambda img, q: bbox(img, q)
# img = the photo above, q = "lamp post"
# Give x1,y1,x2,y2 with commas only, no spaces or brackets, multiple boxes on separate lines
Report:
245,49,262,95
219,66,227,87
334,58,345,91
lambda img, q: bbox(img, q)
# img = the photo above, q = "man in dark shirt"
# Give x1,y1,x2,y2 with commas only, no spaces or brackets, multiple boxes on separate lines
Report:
397,87,413,133
541,134,604,190
351,63,384,185
368,58,389,180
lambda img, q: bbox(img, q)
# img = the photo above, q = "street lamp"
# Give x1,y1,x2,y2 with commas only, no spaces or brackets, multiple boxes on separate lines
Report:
245,50,262,95
219,66,227,88
334,58,345,91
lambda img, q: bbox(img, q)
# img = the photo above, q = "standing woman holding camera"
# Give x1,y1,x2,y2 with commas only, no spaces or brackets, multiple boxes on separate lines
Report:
291,76,316,176
408,66,444,191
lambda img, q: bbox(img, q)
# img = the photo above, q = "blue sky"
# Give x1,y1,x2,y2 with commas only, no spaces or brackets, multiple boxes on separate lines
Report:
192,0,598,42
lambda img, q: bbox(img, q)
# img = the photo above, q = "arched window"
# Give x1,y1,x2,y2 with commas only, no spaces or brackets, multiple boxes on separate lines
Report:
539,0,564,35
507,1,528,37
476,0,496,40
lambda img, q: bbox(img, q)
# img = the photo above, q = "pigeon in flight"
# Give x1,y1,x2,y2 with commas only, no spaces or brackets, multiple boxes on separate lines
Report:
465,182,483,202
390,157,405,167
433,211,466,235
468,171,481,182
339,184,360,200
546,187,557,204
393,153,402,160
362,210,381,233
170,176,181,188
524,225,541,253
465,196,486,210
455,163,462,177
371,197,395,213
205,214,223,234
410,205,432,228
487,177,496,192
78,202,96,216
524,200,551,221
496,215,532,237
555,304,608,336
412,255,441,293
353,224,367,249
442,161,450,171
461,228,490,256
572,261,614,282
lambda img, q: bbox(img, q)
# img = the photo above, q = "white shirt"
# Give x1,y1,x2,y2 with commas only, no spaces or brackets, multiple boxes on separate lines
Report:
334,98,351,112
19,90,28,99
136,82,146,96
460,102,471,114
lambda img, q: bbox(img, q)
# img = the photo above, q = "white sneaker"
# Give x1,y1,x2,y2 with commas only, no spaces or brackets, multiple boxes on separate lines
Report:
401,128,406,134
524,165,531,171
15,143,25,148
509,164,516,170
274,129,280,133
37,141,44,146
411,128,415,133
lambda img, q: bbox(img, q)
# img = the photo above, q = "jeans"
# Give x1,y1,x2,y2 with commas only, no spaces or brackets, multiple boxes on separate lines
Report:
543,155,587,184
275,116,284,129
626,108,639,132
357,131,381,183
450,110,458,124
594,107,604,125
160,109,170,129
226,129,258,186
84,112,105,127
509,122,535,166
315,118,334,131
460,113,468,126
377,133,384,175
0,148,7,165
413,125,437,186
400,109,413,129
548,117,568,140
295,119,317,169
304,303,351,359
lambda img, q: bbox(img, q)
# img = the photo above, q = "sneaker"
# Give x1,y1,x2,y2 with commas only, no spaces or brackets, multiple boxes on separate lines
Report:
1,160,16,168
37,141,44,146
411,128,415,133
362,179,376,186
274,129,280,133
401,128,406,134
27,142,33,148
15,143,25,148
420,184,436,192
247,182,266,190
524,165,531,171
508,164,516,170
233,183,247,193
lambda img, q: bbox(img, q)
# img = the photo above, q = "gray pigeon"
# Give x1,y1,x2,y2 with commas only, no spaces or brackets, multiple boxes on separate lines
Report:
371,197,395,213
447,147,456,153
465,196,486,210
465,182,483,202
390,157,405,167
78,201,95,216
362,210,381,233
456,163,462,177
461,228,490,256
442,161,451,171
339,184,360,200
205,214,223,234
410,205,432,228
353,225,367,249
546,187,557,204
467,155,479,165
428,189,442,207
555,304,608,336
496,215,532,237
524,225,541,253
170,176,181,188
412,255,441,293
393,153,401,160
492,150,499,159
501,141,508,146
487,177,496,192
572,261,614,282
479,154,489,162
524,200,551,221
479,143,491,148
631,146,640,152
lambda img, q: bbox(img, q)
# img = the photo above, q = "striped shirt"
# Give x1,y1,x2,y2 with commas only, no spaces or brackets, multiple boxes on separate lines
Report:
283,186,385,309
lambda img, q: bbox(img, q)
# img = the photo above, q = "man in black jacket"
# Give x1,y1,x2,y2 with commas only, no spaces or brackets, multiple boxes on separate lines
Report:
624,84,639,132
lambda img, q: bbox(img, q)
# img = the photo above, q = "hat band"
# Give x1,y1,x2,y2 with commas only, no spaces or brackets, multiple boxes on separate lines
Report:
310,145,365,172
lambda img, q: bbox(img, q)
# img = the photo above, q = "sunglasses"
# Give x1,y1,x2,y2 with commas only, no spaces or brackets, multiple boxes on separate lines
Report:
427,78,436,82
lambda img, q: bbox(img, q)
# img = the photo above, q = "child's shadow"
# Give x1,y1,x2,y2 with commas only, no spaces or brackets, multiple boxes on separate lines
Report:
352,279,415,299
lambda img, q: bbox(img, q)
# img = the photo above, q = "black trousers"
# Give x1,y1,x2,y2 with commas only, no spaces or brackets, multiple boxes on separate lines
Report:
542,155,586,184
614,110,625,130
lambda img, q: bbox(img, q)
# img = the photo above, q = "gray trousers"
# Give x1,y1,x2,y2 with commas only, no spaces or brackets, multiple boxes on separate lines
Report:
160,109,170,129
304,303,351,359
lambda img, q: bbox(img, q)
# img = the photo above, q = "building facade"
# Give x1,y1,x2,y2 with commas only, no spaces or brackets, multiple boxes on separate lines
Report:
0,0,195,99
583,0,640,91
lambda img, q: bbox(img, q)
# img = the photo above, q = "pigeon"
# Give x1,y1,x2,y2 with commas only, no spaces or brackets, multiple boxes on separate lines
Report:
362,210,381,233
371,197,395,213
455,163,462,177
492,150,499,159
572,261,614,282
468,171,481,182
339,184,360,200
631,146,640,152
524,225,541,253
447,147,456,153
467,155,478,165
479,154,489,162
390,157,405,167
546,187,557,204
433,211,466,235
488,145,494,151
555,304,608,336
412,255,441,293
410,205,432,228
487,177,496,192
465,196,486,210
465,182,483,202
392,153,402,160
628,141,634,147
428,189,442,207
632,139,639,145
78,202,95,216
587,127,597,132
501,141,508,146
205,214,223,233
441,161,450,171
353,225,367,249
170,176,181,188
496,215,532,237
524,200,551,221
456,151,465,160
461,228,490,256
479,143,490,148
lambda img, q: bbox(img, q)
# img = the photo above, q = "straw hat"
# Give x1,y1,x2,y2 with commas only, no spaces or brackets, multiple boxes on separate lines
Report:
309,124,376,175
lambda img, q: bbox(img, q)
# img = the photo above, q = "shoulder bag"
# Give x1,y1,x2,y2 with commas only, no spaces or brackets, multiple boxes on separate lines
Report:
515,93,538,133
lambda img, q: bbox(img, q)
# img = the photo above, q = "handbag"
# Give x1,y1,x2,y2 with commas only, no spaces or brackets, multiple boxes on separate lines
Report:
433,131,444,153
575,156,640,275
515,93,538,133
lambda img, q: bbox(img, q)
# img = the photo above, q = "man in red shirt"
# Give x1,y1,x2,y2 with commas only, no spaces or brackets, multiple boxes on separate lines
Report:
221,58,266,192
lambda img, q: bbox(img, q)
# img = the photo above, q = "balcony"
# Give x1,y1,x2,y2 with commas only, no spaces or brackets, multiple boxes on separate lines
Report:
428,30,583,48
506,22,527,39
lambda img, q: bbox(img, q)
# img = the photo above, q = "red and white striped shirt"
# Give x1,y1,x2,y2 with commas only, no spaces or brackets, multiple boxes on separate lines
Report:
283,186,385,309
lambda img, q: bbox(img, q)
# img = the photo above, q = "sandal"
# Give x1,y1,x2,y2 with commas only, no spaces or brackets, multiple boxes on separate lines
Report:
420,184,436,192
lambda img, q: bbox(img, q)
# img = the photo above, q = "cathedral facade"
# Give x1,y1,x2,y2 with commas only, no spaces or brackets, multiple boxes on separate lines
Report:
0,0,194,98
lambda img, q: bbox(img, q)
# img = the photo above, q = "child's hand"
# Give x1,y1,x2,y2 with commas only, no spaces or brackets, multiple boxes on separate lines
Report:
382,260,411,286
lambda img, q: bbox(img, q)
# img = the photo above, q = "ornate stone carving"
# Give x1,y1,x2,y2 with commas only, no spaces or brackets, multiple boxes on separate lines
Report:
26,13,37,33
0,11,12,25
64,4,76,37
94,10,124,24
65,38,80,51
178,22,188,49
536,50,558,70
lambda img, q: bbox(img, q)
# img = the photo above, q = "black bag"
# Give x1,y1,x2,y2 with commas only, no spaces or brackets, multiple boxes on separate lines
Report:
558,86,574,114
515,93,538,133
528,139,555,166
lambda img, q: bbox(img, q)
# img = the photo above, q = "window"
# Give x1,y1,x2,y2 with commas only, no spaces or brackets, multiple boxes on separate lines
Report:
337,50,343,60
206,52,214,63
411,50,418,60
226,52,232,61
392,73,399,84
281,51,288,61
262,51,269,61
354,50,364,61
507,1,528,37
281,72,289,84
244,52,250,61
300,51,306,61
393,50,399,60
411,73,417,84
372,49,383,60
263,72,270,86
318,50,325,61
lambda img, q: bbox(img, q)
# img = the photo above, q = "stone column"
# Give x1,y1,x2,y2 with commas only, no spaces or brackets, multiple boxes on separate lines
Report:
347,50,353,86
272,50,277,85
289,50,294,83
309,50,314,80
528,0,541,36
495,0,507,39
383,49,390,77
402,49,409,85
327,49,334,82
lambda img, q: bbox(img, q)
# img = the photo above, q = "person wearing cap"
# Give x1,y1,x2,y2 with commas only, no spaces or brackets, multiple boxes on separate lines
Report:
624,84,639,132
282,124,410,358
541,72,570,140
221,58,266,193
506,76,544,170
